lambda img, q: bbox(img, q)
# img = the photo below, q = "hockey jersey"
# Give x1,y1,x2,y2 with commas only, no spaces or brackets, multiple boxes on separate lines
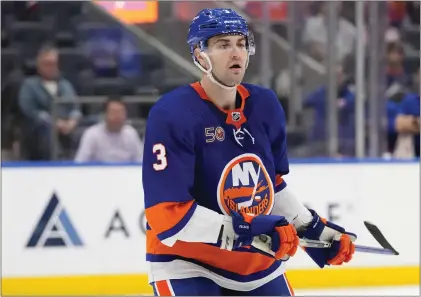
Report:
142,82,290,291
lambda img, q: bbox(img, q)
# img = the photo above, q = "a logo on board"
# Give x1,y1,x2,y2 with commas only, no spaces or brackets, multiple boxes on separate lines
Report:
26,193,83,248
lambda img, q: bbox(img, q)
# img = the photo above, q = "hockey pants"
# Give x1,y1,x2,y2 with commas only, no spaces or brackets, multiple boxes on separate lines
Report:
151,273,294,296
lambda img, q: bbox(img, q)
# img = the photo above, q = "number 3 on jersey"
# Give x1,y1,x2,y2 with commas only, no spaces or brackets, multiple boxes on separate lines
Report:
153,143,167,171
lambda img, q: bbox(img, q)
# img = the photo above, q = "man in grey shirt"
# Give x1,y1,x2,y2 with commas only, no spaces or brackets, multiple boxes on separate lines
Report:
74,97,143,162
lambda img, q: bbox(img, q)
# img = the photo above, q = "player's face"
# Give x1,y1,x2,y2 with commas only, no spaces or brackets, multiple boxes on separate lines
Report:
205,35,248,86
105,101,127,130
37,50,59,80
336,65,344,85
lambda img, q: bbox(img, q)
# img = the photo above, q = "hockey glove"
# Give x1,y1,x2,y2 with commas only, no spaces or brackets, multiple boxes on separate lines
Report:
230,211,299,260
298,209,357,268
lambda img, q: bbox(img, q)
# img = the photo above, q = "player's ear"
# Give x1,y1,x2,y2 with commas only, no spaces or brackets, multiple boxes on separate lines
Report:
194,47,208,70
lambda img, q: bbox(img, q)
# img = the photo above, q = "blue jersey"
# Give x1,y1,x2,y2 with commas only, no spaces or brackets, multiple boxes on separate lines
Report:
142,82,290,289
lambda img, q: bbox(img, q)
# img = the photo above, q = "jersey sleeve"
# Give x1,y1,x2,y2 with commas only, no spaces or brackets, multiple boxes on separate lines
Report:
142,105,223,247
265,89,289,193
399,94,420,117
265,90,314,227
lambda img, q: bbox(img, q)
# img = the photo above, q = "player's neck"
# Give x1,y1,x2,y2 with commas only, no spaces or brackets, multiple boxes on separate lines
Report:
200,77,237,110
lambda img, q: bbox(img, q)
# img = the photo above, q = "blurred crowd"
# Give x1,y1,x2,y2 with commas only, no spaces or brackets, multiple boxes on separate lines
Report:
1,1,150,161
298,1,420,158
1,1,419,162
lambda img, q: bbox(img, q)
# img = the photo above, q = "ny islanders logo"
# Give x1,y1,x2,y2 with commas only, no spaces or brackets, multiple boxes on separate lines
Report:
217,154,274,215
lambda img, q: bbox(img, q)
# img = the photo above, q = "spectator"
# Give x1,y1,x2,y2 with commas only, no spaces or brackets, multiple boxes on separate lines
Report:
384,27,401,44
302,1,357,63
385,42,411,89
394,68,420,158
388,1,407,28
74,97,143,162
18,44,81,160
304,63,356,156
385,87,407,156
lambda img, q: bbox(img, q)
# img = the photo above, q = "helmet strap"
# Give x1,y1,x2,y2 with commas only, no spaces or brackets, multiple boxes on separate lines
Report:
193,52,238,91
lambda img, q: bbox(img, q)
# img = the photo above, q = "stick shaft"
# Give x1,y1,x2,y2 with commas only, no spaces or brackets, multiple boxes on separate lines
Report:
252,236,396,256
300,239,397,255
355,244,397,255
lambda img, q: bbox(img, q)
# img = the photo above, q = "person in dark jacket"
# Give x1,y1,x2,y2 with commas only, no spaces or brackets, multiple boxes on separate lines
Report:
304,64,356,156
18,44,81,160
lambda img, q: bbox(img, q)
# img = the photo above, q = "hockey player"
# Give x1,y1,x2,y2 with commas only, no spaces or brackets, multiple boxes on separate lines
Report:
142,8,356,296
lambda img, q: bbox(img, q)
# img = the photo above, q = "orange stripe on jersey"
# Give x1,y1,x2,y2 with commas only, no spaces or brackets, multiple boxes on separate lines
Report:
190,82,251,130
237,84,250,103
146,229,276,276
190,82,208,100
275,174,284,187
155,280,172,296
145,201,195,235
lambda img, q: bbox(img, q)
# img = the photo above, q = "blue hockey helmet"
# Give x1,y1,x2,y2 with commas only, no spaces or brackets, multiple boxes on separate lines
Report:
187,8,255,56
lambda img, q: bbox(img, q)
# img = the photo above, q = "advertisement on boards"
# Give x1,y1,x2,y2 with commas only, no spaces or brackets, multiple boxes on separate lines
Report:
2,162,419,294
95,1,158,24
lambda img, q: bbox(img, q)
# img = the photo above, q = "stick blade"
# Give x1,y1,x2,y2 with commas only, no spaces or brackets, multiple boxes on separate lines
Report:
364,221,399,255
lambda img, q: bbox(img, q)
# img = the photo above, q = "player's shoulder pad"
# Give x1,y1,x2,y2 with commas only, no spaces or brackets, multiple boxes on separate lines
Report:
148,84,205,125
241,83,286,118
241,83,280,106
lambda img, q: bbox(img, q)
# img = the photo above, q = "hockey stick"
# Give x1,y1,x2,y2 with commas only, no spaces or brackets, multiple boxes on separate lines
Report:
251,221,399,256
299,238,399,255
363,221,399,255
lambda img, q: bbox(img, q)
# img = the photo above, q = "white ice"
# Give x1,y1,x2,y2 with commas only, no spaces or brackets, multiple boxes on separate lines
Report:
295,285,419,296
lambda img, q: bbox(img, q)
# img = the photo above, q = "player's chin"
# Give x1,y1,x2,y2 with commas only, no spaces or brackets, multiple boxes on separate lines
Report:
224,80,241,87
226,74,244,86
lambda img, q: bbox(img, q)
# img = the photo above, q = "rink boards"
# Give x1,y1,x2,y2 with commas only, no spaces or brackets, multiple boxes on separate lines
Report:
2,160,420,295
